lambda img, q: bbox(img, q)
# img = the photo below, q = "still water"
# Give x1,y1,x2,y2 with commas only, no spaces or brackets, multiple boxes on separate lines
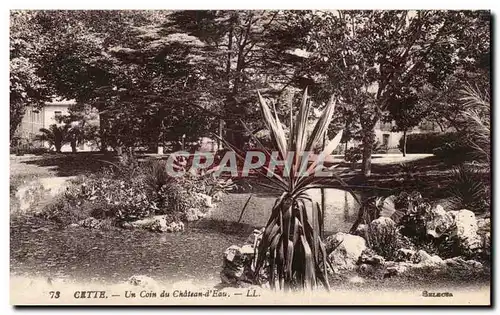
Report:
209,189,361,234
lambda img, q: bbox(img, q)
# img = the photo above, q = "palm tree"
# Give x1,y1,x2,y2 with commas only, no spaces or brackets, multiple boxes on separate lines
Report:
219,88,357,290
35,124,69,153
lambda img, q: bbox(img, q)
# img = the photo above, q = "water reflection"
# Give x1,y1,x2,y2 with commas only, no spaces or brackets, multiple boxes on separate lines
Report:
209,188,361,235
306,189,360,234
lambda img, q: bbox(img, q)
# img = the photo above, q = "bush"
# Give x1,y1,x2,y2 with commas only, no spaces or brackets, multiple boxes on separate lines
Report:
365,218,401,260
399,132,466,154
39,158,234,226
345,146,363,164
39,174,157,225
448,164,490,213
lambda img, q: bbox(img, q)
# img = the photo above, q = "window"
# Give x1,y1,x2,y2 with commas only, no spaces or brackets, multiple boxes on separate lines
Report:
54,111,62,121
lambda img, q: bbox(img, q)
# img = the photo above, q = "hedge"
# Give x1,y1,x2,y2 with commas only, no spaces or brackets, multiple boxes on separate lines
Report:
399,132,469,154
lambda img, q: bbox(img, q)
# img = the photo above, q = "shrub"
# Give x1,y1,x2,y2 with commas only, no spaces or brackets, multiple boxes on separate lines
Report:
39,174,157,224
399,132,467,154
448,164,490,213
345,147,363,166
39,158,232,226
365,218,401,260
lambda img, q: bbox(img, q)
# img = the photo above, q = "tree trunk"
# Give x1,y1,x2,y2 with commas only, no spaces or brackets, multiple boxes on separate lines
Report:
99,113,107,153
402,130,407,157
361,119,377,178
362,142,372,177
71,140,77,153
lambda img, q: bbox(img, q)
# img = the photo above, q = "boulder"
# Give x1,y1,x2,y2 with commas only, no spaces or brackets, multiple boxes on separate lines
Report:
165,221,185,233
326,232,367,270
358,248,385,266
425,205,454,238
384,261,410,277
128,275,159,290
130,215,184,233
245,228,264,246
477,217,491,233
353,224,368,238
185,208,205,222
394,248,416,262
413,250,445,266
425,207,482,254
220,245,254,286
77,217,105,229
449,210,482,252
444,257,483,270
196,193,214,208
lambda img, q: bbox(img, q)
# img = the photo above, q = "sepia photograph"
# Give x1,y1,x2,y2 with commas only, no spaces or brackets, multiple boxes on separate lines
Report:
9,9,491,306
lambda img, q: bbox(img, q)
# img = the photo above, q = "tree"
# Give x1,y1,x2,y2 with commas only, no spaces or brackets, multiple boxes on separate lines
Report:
386,88,429,156
35,124,68,153
10,11,50,139
169,11,314,148
306,10,490,177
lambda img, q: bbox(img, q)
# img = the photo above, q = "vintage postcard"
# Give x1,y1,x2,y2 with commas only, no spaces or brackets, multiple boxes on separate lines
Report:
10,9,491,306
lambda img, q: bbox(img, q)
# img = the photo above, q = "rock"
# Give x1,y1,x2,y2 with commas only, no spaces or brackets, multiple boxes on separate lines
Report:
394,248,416,262
348,275,365,284
425,205,454,238
165,221,184,233
220,245,254,286
130,216,184,233
185,208,204,222
477,218,491,233
128,275,158,289
121,222,134,229
212,191,224,203
426,207,482,254
245,228,264,246
77,217,104,229
68,223,79,228
326,232,366,270
353,224,367,238
450,210,479,239
358,248,385,265
384,262,410,277
357,263,379,277
413,250,444,266
196,193,214,208
444,257,483,270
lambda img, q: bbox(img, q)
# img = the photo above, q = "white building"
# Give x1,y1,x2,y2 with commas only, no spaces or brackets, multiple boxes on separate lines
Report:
15,99,99,152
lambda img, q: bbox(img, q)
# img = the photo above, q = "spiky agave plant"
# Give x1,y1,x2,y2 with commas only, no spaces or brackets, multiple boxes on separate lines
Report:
219,88,357,291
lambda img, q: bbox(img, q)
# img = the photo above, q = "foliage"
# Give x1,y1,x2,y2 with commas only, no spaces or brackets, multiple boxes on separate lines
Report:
10,11,50,138
364,218,400,260
448,164,490,213
220,88,356,290
35,124,69,153
399,132,465,154
459,85,491,163
344,147,363,164
305,10,490,176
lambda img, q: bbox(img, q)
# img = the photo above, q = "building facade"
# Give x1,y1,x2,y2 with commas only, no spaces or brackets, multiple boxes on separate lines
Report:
15,99,98,152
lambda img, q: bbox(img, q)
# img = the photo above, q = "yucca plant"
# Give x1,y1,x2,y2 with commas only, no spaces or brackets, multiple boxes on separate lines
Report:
218,88,357,291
